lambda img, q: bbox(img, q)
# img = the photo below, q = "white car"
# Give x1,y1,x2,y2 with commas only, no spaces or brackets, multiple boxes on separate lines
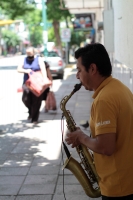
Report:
42,51,65,79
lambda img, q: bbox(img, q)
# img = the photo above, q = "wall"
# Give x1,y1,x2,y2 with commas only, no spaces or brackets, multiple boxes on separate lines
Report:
95,0,104,44
103,0,133,92
112,0,133,92
103,9,114,53
113,0,133,69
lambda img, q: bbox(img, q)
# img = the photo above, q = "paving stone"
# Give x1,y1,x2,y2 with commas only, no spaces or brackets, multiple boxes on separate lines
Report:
19,184,55,195
39,114,55,121
6,153,35,161
31,158,61,166
11,147,39,154
16,195,52,200
57,175,79,185
0,196,15,200
0,154,9,161
53,114,65,120
0,167,29,175
0,146,18,153
0,184,21,195
0,137,20,145
0,176,25,185
28,165,60,175
2,160,32,167
55,184,85,195
53,194,101,200
23,175,58,185
59,166,73,175
0,160,6,167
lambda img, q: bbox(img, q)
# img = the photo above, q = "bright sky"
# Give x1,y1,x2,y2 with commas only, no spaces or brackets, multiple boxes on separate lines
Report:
34,0,48,9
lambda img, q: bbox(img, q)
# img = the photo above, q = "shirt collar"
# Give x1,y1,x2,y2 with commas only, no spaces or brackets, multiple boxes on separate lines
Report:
92,76,112,99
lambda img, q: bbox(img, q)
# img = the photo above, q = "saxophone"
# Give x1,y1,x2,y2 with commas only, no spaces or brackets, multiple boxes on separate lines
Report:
60,83,101,198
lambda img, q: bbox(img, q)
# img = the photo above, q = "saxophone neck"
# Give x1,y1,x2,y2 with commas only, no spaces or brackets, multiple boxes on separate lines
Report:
60,92,73,112
60,83,82,112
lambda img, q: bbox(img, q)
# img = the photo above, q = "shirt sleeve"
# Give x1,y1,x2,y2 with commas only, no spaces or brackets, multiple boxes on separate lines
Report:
94,100,117,135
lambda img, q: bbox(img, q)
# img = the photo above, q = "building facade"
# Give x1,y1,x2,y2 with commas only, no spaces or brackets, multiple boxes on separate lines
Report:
104,0,133,92
63,0,133,92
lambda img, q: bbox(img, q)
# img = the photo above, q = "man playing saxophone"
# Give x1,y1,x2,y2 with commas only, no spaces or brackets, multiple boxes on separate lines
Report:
65,43,133,200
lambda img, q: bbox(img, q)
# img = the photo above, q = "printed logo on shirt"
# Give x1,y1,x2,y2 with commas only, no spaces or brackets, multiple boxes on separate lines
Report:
96,120,110,127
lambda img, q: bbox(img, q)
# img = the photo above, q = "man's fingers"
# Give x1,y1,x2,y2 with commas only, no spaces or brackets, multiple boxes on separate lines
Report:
76,127,80,130
65,137,69,142
66,140,72,145
65,138,71,144
71,144,75,148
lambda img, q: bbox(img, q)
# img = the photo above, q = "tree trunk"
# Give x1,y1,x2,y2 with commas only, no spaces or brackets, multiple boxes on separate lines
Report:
65,17,69,28
53,20,63,57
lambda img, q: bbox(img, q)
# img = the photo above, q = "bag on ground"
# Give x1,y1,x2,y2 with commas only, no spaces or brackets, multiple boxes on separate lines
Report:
45,91,57,111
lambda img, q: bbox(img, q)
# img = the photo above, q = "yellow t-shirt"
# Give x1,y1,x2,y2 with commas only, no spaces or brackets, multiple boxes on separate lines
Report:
90,76,133,197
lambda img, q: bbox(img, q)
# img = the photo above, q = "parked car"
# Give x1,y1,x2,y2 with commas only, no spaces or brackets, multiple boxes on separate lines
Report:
42,51,65,79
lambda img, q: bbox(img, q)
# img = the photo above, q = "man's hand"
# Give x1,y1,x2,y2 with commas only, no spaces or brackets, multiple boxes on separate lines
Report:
65,127,85,148
66,127,116,155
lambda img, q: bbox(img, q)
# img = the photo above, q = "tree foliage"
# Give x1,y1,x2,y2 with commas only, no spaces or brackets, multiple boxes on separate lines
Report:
1,29,21,47
30,29,43,47
47,0,71,21
0,0,80,50
48,28,56,43
0,0,35,19
70,30,86,46
46,0,71,54
23,9,43,46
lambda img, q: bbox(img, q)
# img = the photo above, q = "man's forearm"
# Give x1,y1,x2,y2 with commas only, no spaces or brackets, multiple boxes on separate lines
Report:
79,132,116,156
79,134,105,155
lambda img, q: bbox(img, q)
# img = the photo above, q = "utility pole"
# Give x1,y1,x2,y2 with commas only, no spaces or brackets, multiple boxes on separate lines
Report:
42,0,48,56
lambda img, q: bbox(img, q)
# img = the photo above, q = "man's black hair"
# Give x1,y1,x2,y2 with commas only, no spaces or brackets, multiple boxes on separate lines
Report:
75,43,112,77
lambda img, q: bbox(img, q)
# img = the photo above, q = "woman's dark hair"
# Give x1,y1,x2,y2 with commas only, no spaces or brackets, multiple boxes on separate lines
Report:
75,43,112,77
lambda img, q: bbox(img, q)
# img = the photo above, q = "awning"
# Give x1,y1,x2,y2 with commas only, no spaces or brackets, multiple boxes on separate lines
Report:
0,20,14,26
60,0,104,14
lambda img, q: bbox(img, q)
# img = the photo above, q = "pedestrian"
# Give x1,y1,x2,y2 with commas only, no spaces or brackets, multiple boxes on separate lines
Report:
65,43,133,199
17,46,48,124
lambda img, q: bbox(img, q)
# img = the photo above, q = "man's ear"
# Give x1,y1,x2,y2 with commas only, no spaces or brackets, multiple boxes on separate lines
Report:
89,63,97,74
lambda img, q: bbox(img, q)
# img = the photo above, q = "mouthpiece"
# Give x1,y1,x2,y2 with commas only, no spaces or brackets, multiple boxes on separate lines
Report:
73,83,82,93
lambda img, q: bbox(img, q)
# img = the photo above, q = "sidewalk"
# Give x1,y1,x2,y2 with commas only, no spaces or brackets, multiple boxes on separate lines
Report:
0,67,101,200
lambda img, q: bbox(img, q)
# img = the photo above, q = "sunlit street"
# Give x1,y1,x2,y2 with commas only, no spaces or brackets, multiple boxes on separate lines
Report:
0,54,92,199
0,55,74,124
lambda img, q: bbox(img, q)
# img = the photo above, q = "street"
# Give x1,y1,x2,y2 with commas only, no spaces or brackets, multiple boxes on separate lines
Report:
0,55,71,174
0,55,76,180
0,55,73,125
0,56,98,200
